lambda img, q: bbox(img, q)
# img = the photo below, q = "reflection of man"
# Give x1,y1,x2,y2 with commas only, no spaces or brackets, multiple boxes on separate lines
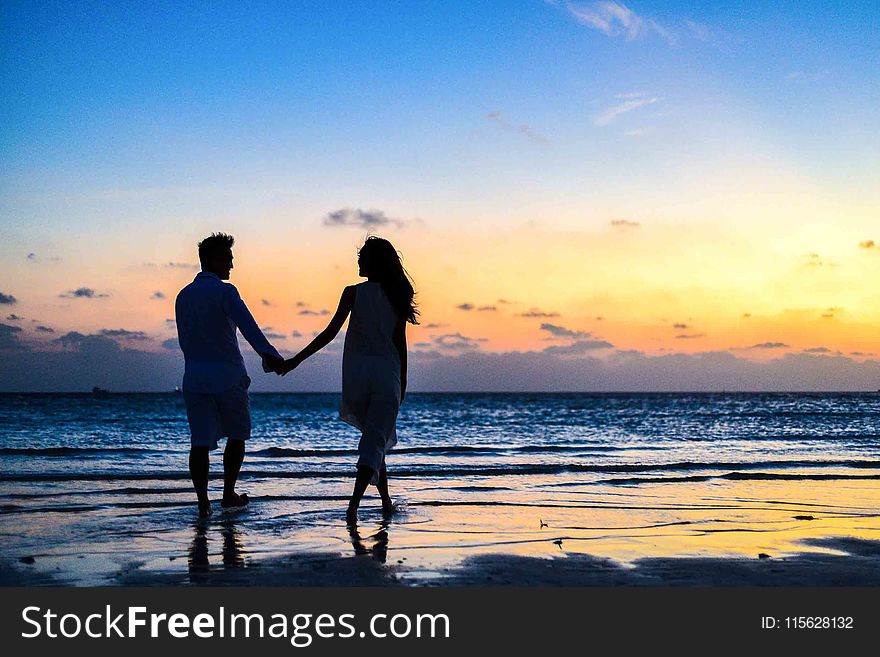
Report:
175,232,284,517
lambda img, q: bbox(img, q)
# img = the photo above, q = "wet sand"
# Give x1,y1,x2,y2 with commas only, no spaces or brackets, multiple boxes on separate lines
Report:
2,477,878,586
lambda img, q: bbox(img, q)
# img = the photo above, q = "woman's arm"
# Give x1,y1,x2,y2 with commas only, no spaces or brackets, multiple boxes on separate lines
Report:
282,286,356,374
392,317,407,402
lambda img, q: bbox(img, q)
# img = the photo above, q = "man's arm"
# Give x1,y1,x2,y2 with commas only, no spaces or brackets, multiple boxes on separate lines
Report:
222,284,283,369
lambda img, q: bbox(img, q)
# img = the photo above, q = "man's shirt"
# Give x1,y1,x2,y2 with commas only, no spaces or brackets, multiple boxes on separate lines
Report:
175,271,281,393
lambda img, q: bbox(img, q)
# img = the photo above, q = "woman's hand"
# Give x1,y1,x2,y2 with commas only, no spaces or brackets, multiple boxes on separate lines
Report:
280,357,300,376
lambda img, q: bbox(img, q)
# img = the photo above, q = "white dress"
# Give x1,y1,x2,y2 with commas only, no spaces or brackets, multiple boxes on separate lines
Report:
340,282,401,480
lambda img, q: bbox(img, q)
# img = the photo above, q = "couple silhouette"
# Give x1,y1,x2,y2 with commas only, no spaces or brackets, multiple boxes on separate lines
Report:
174,233,418,523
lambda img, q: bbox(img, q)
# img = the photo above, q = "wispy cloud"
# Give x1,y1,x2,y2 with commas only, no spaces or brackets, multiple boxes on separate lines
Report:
518,308,560,318
564,1,676,45
748,342,790,349
433,333,487,351
323,208,404,229
540,323,590,339
457,303,475,311
100,328,149,340
35,325,55,333
675,333,704,340
6,314,23,321
486,111,548,143
543,339,614,354
298,309,330,316
60,287,109,299
610,219,640,229
594,95,659,126
150,291,166,300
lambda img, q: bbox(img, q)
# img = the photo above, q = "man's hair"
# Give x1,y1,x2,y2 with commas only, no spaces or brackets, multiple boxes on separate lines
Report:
198,232,235,263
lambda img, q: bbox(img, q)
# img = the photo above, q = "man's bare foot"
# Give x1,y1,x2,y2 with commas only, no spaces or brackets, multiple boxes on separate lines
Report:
221,492,249,509
198,501,213,518
381,500,396,517
346,505,358,525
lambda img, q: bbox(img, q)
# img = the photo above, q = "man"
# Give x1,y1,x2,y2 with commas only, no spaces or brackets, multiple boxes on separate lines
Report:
175,232,283,517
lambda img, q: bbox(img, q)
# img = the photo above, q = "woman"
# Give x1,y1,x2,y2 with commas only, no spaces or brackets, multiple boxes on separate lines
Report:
282,236,418,523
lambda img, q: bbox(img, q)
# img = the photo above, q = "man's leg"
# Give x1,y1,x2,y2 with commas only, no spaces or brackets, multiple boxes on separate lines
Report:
189,446,211,516
222,438,247,505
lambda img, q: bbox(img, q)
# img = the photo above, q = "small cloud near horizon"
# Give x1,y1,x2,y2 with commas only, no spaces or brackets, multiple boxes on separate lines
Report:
748,342,790,349
60,287,109,299
457,303,474,311
0,292,17,305
518,308,560,318
299,309,330,316
150,291,166,300
540,323,590,339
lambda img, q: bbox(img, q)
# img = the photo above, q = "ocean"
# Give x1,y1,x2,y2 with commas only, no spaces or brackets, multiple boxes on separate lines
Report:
1,392,879,585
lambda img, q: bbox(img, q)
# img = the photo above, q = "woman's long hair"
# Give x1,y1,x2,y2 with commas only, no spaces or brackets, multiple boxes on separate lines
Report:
358,236,419,325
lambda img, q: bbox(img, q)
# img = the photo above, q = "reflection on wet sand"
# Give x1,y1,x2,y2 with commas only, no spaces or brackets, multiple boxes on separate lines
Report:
349,521,389,563
188,518,245,579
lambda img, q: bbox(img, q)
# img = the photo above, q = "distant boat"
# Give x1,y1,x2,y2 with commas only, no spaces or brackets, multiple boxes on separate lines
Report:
91,386,110,398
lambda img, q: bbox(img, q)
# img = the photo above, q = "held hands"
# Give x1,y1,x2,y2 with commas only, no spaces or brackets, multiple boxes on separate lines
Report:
279,356,300,376
261,354,286,376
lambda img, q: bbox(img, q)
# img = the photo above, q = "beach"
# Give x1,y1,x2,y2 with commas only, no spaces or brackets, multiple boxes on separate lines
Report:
1,392,878,586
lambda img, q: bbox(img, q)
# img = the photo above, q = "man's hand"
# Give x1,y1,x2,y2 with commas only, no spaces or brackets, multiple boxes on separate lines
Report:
280,357,300,376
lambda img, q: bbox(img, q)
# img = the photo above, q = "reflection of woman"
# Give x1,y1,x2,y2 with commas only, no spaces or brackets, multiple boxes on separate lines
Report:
282,236,418,523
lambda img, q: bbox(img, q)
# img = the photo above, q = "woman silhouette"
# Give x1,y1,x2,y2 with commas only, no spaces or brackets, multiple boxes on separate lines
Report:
282,236,418,523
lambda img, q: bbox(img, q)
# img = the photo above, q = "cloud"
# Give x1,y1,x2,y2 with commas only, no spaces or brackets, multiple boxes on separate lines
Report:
804,347,832,354
675,333,704,340
262,298,272,307
298,309,330,316
564,1,675,44
35,325,55,333
497,299,514,305
100,328,149,341
518,308,560,318
859,240,876,249
165,318,176,327
748,342,790,349
424,323,449,329
264,328,286,340
295,301,308,307
150,291,166,300
672,323,689,329
162,338,178,350
0,292,17,305
56,331,122,353
610,219,640,229
6,314,24,321
165,262,199,270
322,208,403,229
457,303,475,311
540,323,590,339
742,313,752,318
291,330,303,338
0,323,25,350
478,306,498,312
26,252,36,260
433,333,486,351
60,287,109,299
543,339,614,354
594,95,660,126
486,111,548,143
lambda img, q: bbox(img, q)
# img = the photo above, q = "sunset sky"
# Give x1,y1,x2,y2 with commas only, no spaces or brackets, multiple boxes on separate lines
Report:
2,1,879,391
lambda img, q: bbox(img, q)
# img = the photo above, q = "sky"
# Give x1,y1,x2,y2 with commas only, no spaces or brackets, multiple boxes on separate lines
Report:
1,1,879,391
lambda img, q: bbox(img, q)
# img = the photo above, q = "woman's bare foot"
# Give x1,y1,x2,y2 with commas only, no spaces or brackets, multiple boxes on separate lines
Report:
198,500,213,518
381,499,395,517
346,504,359,525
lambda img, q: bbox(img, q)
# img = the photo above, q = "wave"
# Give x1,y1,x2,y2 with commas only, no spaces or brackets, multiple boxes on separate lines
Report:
602,472,880,485
1,458,878,483
0,447,161,456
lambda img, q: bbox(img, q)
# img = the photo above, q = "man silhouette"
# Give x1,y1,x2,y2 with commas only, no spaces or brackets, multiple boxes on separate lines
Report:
175,232,283,517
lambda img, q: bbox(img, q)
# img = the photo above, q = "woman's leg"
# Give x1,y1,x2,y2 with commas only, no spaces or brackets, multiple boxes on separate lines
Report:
376,464,393,514
347,465,374,523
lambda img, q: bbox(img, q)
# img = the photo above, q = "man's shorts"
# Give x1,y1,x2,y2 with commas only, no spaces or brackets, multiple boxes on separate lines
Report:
182,376,251,450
